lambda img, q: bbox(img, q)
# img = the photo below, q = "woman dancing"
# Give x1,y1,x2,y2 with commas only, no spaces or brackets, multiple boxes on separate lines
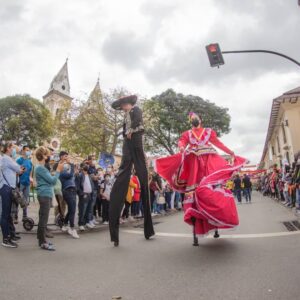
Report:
155,112,247,245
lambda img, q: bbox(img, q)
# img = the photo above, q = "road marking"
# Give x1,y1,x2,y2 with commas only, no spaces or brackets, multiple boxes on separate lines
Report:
122,229,300,239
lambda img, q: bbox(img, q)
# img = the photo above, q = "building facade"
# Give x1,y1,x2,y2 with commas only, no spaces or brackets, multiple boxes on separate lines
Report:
260,86,300,169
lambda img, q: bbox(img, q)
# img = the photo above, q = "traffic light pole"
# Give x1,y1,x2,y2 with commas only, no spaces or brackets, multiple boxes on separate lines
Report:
221,50,300,68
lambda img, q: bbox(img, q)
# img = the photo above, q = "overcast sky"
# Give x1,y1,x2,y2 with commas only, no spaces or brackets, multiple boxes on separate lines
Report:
1,0,300,164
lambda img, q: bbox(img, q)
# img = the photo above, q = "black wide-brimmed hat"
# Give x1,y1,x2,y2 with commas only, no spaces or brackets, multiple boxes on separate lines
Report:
111,95,137,110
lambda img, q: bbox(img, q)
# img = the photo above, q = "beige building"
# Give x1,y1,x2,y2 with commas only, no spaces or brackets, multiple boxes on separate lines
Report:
259,86,300,169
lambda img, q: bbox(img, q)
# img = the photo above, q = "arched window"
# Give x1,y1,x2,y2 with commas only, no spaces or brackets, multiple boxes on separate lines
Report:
286,152,290,164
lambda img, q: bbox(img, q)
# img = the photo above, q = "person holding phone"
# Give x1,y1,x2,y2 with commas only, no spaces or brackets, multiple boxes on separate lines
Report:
0,142,25,248
35,146,64,251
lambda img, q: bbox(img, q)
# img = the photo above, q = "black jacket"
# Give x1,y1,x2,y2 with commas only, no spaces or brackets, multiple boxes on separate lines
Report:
75,172,94,196
123,106,144,137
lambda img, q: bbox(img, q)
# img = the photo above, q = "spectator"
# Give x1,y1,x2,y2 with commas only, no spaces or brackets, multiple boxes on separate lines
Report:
242,174,252,203
35,146,64,251
52,166,66,221
121,176,137,222
76,165,94,231
100,173,113,224
164,183,173,211
16,145,33,221
59,151,79,239
0,142,25,248
131,171,141,218
234,174,242,203
86,155,100,226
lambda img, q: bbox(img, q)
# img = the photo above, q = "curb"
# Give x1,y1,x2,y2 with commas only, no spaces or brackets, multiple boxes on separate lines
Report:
19,210,181,235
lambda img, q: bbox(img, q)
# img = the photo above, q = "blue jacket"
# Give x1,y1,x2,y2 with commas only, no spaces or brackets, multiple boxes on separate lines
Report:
59,164,76,191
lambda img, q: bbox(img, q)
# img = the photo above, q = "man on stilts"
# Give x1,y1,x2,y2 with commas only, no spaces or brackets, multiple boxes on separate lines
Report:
109,95,155,247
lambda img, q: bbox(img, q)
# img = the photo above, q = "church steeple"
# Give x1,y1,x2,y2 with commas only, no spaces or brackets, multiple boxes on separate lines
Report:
87,77,103,107
43,59,73,118
48,58,70,97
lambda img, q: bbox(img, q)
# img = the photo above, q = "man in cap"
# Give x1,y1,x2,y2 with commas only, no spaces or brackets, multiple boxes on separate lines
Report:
109,95,155,246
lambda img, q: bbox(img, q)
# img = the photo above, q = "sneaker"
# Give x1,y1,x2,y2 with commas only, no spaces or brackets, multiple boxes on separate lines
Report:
71,229,80,239
62,225,69,232
10,236,21,242
128,216,135,222
103,221,109,225
86,222,95,229
119,218,125,224
2,239,18,248
79,226,85,231
93,220,100,225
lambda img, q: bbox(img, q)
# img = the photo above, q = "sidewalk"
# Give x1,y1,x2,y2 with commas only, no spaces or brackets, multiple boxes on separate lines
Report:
17,199,179,235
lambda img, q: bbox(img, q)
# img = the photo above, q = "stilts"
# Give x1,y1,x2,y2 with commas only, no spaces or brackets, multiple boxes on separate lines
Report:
192,217,199,246
214,229,220,238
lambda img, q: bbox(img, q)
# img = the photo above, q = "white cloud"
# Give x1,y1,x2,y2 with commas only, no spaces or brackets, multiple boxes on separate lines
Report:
0,0,300,165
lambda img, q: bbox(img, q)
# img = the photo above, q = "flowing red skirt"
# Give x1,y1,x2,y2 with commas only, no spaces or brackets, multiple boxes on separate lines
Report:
155,152,247,236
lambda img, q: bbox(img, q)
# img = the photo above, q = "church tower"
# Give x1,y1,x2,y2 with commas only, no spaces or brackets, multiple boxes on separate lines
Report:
43,59,73,118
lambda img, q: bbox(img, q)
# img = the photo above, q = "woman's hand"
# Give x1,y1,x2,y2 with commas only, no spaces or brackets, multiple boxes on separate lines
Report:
179,147,185,153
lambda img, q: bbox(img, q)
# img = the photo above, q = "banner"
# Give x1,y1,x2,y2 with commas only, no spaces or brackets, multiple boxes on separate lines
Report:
98,152,115,169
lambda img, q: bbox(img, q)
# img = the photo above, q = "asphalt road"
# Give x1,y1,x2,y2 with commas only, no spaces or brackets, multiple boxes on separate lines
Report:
1,192,300,300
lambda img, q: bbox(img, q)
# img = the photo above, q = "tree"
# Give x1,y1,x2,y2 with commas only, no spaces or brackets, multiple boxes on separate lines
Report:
0,94,53,147
143,89,231,155
59,87,126,157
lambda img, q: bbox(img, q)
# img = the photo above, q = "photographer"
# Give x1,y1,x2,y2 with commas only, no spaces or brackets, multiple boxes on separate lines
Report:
59,151,79,239
35,147,64,251
0,142,25,248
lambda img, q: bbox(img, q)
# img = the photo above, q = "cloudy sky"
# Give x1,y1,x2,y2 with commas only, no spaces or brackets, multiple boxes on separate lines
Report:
1,0,300,164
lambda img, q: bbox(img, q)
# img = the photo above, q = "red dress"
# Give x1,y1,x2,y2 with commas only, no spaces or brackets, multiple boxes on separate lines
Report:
154,127,247,236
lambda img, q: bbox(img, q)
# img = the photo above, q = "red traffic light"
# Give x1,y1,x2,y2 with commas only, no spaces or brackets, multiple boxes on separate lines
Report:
206,43,224,67
208,45,217,53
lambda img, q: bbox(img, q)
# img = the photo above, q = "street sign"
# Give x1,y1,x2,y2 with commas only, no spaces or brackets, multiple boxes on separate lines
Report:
206,43,224,67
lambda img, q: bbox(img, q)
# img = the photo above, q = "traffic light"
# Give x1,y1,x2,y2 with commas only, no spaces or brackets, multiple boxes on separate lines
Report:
206,43,224,67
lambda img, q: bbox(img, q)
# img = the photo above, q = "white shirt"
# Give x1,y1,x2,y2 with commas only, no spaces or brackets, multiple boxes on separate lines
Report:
83,174,92,194
101,179,113,201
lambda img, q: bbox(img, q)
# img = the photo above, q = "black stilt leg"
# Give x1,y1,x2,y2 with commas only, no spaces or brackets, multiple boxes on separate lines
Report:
192,217,199,246
214,229,220,239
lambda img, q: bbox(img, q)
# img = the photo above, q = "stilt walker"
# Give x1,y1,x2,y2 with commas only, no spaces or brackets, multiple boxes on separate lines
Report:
109,95,155,247
155,112,247,245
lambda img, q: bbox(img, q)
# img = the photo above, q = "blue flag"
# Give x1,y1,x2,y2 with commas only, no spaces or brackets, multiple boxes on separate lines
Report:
98,152,115,169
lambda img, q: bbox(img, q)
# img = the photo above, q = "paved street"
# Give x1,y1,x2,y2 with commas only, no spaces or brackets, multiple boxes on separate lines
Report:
1,192,300,300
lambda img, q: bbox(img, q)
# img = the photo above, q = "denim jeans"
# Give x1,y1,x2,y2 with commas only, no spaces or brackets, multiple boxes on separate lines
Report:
87,190,97,222
244,188,252,202
78,193,91,226
86,190,97,222
37,196,51,245
235,189,242,202
165,192,172,210
283,191,291,204
63,188,77,228
0,184,14,239
20,184,30,218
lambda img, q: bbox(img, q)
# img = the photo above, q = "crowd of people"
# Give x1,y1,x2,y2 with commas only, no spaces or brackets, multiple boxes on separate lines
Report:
257,158,300,213
226,174,253,203
0,141,181,250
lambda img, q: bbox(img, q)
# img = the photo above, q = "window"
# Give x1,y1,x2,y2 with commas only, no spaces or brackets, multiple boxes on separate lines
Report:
62,85,65,90
277,136,280,153
282,123,287,144
272,146,275,156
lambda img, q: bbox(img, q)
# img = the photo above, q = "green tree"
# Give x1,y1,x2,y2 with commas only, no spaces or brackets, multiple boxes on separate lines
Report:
59,87,126,157
143,89,231,155
0,94,53,147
